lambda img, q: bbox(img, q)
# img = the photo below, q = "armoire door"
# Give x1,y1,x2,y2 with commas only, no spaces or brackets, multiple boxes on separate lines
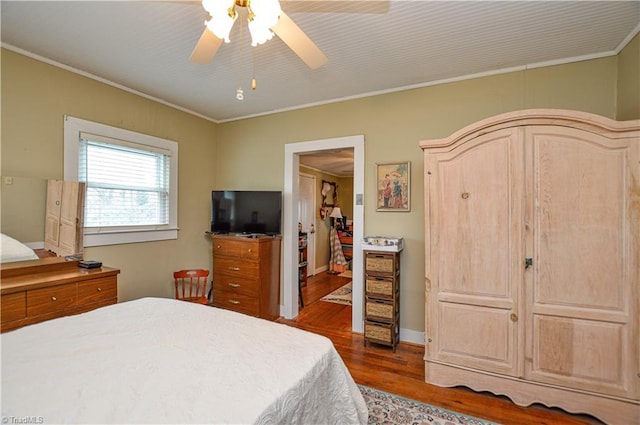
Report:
44,179,63,249
525,125,639,399
45,180,85,257
425,127,526,377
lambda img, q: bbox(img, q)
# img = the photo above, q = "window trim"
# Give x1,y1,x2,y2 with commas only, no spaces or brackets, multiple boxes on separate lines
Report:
64,115,178,247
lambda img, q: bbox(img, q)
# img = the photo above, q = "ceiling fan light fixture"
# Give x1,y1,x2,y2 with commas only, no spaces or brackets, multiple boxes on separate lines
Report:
248,18,275,46
247,0,281,46
203,0,238,43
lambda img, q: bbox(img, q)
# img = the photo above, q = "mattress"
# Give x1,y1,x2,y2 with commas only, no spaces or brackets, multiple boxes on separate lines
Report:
1,298,368,424
0,233,39,263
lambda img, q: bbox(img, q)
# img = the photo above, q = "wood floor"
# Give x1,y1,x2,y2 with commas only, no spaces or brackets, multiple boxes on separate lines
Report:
278,271,602,425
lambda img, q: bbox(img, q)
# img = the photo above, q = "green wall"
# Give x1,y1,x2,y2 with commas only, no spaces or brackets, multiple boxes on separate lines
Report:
1,49,218,302
216,57,619,333
3,41,635,335
617,34,640,120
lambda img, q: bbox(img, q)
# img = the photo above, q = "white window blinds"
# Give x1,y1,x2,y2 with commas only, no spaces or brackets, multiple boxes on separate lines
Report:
79,132,171,228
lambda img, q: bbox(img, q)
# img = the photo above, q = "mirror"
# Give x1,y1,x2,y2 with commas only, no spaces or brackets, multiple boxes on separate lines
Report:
320,180,338,219
1,176,48,244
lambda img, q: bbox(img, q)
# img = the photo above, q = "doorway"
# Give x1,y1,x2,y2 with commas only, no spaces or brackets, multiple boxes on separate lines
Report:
283,135,365,333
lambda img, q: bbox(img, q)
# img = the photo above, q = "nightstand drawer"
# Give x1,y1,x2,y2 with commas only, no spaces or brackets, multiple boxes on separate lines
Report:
213,273,259,296
27,283,77,316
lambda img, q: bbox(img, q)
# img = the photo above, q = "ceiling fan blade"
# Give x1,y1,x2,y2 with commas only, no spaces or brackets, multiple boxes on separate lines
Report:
272,11,328,69
282,0,389,14
189,28,223,64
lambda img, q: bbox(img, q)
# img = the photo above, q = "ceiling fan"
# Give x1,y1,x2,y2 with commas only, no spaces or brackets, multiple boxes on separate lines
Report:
189,0,388,69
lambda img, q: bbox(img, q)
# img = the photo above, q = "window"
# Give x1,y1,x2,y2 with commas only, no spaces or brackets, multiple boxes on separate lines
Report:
64,116,178,246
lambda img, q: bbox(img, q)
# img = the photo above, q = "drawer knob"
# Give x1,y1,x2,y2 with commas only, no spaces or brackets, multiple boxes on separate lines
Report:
216,245,221,249
229,300,240,305
229,267,240,271
510,313,518,322
461,192,470,199
229,283,240,288
248,249,252,253
97,287,102,292
51,296,57,301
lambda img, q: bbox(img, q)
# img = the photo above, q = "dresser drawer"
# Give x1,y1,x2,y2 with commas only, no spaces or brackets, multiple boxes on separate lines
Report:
212,238,260,260
77,277,117,305
365,252,399,275
27,283,77,316
214,258,259,279
1,292,26,323
213,288,259,316
213,273,259,296
365,275,397,299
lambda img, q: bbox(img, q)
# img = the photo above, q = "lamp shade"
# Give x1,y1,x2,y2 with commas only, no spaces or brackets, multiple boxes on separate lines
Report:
203,0,237,43
329,207,342,219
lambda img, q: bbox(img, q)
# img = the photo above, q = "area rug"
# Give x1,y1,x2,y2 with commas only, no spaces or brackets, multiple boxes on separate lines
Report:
320,281,352,305
339,270,353,278
359,385,498,425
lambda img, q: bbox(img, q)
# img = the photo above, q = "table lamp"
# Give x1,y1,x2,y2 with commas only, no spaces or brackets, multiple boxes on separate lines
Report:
329,206,342,229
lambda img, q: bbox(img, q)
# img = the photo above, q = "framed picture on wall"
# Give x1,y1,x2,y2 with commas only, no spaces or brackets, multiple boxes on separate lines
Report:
376,161,410,211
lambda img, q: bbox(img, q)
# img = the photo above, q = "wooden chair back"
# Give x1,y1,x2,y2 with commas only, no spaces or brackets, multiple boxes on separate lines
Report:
173,269,210,305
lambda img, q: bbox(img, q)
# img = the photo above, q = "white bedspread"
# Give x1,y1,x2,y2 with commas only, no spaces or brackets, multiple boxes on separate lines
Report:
1,298,368,424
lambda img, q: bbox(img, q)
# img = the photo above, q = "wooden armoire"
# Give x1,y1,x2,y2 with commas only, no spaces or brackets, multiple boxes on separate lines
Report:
419,109,639,425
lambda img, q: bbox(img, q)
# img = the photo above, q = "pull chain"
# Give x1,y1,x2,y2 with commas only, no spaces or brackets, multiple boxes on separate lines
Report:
236,9,245,100
252,47,257,90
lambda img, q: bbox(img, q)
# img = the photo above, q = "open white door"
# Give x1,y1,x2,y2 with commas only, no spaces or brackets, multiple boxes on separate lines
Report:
298,173,316,275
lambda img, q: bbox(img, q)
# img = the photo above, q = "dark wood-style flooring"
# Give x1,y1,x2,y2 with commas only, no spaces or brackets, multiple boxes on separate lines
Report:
278,271,602,425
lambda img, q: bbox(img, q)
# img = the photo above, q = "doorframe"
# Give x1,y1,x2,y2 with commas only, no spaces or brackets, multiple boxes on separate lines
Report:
283,135,365,333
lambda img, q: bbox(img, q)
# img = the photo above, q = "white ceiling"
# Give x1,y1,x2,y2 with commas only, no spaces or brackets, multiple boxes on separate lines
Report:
2,1,638,176
299,148,354,177
2,0,638,126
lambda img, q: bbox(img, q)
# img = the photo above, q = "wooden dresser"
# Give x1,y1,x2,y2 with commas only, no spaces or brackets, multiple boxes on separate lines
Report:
211,235,281,320
1,257,120,332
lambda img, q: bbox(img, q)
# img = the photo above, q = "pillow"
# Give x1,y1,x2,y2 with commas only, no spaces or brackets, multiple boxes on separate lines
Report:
1,233,39,263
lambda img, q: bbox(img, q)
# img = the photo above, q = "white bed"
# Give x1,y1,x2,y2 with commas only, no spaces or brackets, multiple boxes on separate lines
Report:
0,233,39,263
1,297,368,424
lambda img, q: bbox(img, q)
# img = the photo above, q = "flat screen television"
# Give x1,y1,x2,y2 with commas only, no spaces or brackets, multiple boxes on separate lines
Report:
211,190,282,235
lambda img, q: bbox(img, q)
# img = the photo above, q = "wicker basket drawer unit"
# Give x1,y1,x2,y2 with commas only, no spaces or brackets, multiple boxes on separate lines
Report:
363,248,402,352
